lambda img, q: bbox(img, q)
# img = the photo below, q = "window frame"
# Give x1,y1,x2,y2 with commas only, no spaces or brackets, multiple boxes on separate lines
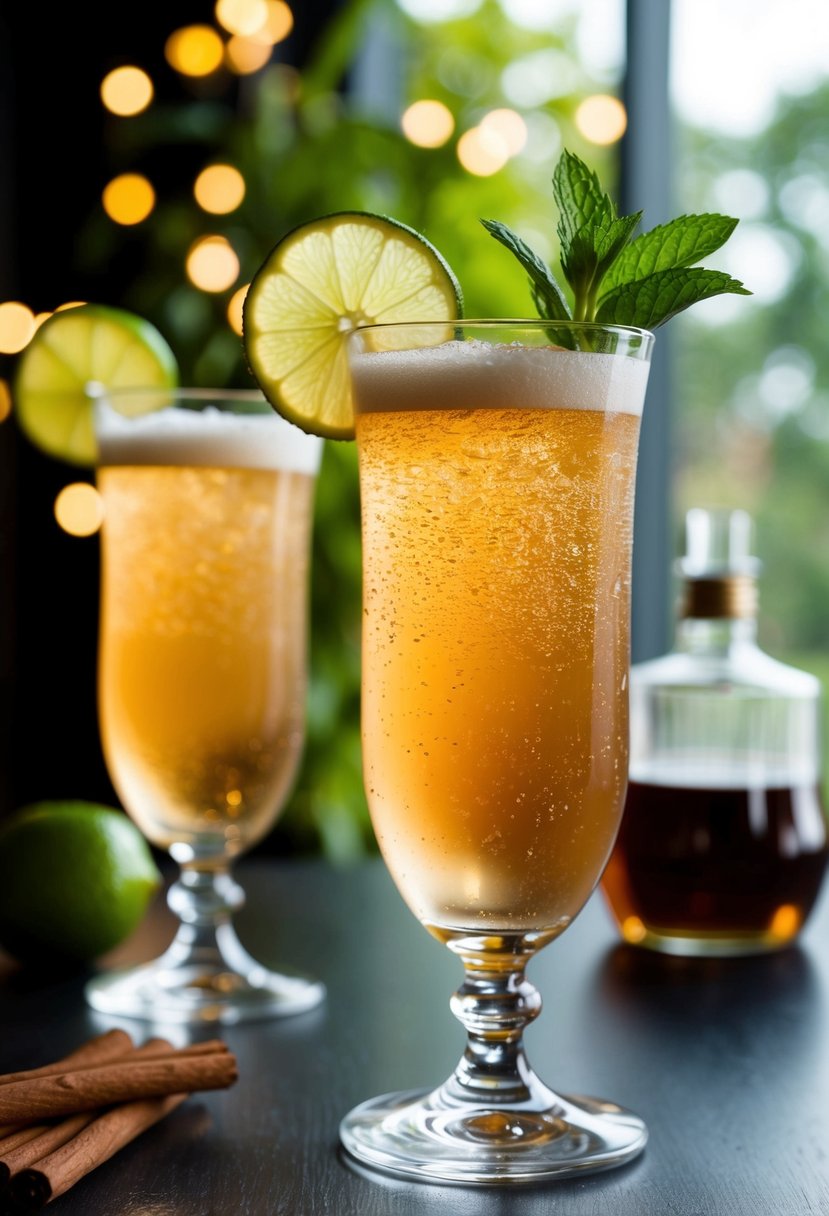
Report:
623,0,674,661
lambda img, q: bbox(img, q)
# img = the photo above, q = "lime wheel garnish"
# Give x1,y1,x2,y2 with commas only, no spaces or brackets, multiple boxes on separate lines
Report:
14,304,178,465
243,211,463,440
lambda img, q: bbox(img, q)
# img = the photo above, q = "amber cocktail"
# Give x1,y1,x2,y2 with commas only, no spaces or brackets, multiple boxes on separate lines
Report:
86,389,324,1024
340,321,653,1183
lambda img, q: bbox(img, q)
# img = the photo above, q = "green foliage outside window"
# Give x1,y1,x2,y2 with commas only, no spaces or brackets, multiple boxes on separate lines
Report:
675,82,829,793
675,83,829,655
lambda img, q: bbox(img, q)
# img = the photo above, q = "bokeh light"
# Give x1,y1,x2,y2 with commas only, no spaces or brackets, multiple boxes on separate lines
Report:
0,380,11,423
194,165,246,214
769,904,800,939
215,0,269,36
401,99,455,148
102,174,156,226
480,108,527,156
165,26,225,77
0,302,36,354
186,236,240,292
714,169,769,222
456,126,509,176
502,48,578,108
227,283,249,335
54,484,105,537
100,67,154,117
575,94,627,145
621,916,647,944
225,36,272,74
251,0,294,44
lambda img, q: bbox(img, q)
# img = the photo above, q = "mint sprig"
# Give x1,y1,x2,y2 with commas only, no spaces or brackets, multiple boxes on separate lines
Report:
482,149,750,335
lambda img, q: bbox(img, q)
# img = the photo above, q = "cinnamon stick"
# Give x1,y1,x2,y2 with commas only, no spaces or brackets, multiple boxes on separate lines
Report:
0,1031,134,1181
0,1037,174,1178
0,1029,133,1133
0,1037,227,1092
0,1036,133,1086
0,1047,236,1125
8,1093,188,1211
0,1032,236,1206
34,1030,134,1071
1,1112,96,1179
0,1125,46,1159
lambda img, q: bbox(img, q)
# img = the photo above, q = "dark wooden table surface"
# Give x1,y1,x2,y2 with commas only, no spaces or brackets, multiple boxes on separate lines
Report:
1,858,828,1214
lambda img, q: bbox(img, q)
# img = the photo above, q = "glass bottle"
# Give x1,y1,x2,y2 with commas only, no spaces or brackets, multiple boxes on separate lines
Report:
602,508,829,956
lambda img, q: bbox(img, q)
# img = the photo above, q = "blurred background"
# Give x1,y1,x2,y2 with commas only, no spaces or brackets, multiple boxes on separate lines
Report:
1,0,828,859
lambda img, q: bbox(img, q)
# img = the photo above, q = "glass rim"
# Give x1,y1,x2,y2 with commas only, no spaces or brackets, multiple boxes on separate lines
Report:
349,318,655,341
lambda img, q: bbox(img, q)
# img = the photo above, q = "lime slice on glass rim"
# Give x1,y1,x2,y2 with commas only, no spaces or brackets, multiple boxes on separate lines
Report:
14,304,178,465
243,211,463,440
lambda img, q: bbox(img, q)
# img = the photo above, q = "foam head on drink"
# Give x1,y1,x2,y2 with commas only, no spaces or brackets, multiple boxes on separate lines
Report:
97,401,321,857
352,340,649,939
95,399,322,474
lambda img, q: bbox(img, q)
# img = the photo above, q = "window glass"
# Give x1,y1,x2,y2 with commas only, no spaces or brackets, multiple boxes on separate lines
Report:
671,0,829,685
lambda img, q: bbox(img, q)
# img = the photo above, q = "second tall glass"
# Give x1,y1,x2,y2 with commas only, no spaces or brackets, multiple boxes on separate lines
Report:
85,389,325,1024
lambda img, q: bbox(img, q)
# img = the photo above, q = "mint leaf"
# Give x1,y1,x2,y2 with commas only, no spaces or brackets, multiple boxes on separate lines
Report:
552,153,642,319
599,214,739,296
552,150,615,249
481,148,750,338
480,219,571,321
596,267,751,329
560,213,642,320
559,229,598,313
594,212,643,280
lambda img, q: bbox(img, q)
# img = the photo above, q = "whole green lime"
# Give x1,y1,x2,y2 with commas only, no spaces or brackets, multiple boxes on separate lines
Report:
0,802,161,964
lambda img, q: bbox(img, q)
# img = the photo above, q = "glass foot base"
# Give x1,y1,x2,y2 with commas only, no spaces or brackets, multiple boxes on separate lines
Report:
85,956,325,1026
340,1086,647,1185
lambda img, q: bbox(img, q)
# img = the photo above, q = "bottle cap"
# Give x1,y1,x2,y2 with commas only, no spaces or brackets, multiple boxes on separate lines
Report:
678,509,760,619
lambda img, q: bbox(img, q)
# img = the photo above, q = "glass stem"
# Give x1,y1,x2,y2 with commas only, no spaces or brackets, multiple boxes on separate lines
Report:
163,861,245,969
442,948,543,1106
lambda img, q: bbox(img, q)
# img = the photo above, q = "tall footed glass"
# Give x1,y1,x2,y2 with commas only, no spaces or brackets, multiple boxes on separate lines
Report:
85,389,325,1024
340,321,654,1182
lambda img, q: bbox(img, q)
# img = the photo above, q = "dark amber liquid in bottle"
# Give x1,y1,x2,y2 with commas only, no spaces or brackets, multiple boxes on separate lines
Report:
602,780,829,954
